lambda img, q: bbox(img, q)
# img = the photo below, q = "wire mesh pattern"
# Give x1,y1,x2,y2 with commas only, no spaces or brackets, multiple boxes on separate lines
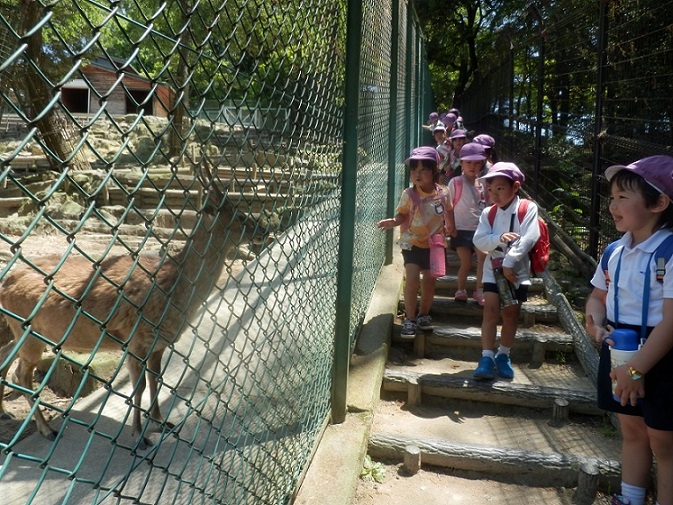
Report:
458,0,673,257
0,0,428,503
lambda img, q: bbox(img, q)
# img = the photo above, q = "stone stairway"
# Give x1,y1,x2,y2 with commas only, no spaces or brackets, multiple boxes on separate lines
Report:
363,254,623,500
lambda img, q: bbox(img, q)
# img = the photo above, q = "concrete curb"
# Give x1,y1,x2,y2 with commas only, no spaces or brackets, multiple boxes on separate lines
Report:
294,252,404,505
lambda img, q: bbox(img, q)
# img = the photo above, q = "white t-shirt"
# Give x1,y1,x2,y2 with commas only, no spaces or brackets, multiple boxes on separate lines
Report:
473,196,540,287
590,229,673,327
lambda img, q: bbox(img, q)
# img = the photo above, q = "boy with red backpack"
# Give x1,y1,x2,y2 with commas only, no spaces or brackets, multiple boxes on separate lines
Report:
472,162,541,380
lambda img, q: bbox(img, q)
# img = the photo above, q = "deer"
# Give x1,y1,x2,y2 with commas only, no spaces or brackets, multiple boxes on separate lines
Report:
0,161,232,450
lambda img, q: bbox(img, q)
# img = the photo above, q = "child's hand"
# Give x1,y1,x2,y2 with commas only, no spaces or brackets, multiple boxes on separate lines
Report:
611,365,645,407
500,232,520,244
445,224,457,237
587,316,613,344
377,218,395,230
502,266,518,284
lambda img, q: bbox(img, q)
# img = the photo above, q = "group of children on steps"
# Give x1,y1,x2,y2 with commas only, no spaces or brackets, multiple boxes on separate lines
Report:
376,128,537,382
378,120,673,504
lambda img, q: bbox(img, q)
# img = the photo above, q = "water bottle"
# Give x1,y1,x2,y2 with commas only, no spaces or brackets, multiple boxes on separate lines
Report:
609,328,639,401
493,267,519,307
429,233,446,278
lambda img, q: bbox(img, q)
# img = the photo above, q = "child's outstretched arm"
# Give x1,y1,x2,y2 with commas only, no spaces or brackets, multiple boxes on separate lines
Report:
377,213,405,230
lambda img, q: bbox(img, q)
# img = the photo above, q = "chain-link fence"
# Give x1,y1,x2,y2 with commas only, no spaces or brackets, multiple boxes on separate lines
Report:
0,0,428,503
458,0,673,259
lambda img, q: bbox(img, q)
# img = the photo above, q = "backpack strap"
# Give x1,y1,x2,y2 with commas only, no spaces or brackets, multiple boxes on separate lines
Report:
654,234,673,282
406,187,421,208
600,241,619,290
517,199,529,224
603,235,673,340
487,203,497,227
452,175,463,208
600,235,673,285
400,187,420,233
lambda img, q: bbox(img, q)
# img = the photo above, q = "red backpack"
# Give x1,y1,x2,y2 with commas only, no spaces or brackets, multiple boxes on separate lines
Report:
487,199,550,274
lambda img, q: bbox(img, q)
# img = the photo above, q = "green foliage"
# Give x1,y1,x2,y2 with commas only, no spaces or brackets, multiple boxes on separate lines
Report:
3,0,348,113
555,351,566,366
360,455,386,483
414,0,524,108
601,416,618,439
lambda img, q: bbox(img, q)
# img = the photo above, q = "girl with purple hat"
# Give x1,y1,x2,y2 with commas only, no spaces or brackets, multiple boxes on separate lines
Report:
473,134,499,168
377,146,452,339
443,129,468,183
446,143,489,305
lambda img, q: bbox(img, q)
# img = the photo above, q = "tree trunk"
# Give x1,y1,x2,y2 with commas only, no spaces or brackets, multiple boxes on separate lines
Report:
11,0,90,171
169,0,193,159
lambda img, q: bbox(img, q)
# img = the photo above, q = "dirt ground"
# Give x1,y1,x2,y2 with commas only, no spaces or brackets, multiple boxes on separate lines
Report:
352,461,623,505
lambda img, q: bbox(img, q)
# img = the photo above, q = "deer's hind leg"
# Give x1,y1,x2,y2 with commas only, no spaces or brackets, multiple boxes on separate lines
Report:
13,349,58,440
127,357,152,450
0,336,19,419
146,349,173,431
0,325,57,440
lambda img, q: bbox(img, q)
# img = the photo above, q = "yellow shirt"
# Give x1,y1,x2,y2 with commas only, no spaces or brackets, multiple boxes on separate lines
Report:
397,185,451,250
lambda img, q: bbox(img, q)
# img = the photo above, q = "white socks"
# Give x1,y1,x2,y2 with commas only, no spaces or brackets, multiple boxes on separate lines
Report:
483,346,511,359
496,345,511,356
621,482,646,505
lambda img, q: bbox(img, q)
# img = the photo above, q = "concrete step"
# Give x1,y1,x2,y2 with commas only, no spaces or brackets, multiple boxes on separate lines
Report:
382,367,600,415
382,342,599,413
354,463,612,505
401,295,559,326
392,322,574,366
367,429,620,489
371,249,621,497
434,273,545,294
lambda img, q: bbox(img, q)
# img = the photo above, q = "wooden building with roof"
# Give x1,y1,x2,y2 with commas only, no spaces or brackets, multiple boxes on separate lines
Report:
61,57,173,117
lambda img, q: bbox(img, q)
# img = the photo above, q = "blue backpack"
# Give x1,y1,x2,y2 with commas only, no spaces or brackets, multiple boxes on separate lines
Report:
601,235,673,286
600,234,673,336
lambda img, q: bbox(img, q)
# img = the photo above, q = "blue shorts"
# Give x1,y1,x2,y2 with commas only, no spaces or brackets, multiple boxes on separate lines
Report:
483,282,529,303
597,322,673,431
401,246,430,270
450,230,475,251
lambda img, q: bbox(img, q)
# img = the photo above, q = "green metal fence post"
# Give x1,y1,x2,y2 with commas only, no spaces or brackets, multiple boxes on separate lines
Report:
414,33,423,146
590,0,608,258
385,0,400,265
509,39,515,157
332,0,362,424
530,3,544,200
404,1,413,179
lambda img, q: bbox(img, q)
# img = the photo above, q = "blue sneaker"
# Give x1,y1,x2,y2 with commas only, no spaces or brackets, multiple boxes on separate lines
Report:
473,356,495,380
494,353,514,379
